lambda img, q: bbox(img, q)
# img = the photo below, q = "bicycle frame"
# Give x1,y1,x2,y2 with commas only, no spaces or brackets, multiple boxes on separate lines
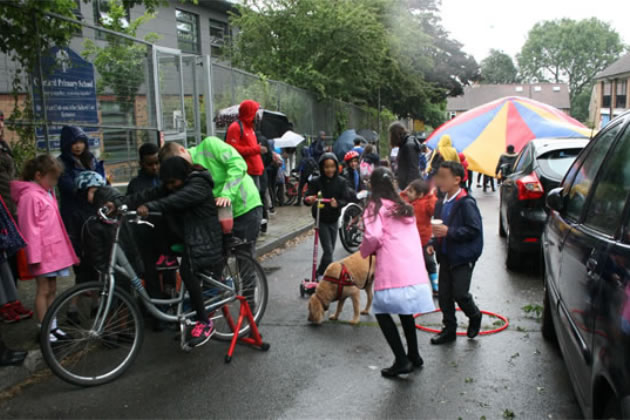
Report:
94,207,238,334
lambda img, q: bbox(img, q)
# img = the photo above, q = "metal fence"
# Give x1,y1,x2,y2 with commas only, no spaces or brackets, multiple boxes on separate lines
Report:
1,12,381,184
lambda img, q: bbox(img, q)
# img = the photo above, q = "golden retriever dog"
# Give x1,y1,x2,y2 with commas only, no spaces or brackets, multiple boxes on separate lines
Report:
307,252,374,325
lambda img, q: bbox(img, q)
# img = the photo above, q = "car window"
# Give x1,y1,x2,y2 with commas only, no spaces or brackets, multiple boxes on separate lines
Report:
564,123,623,222
537,148,582,180
513,146,531,173
584,126,630,235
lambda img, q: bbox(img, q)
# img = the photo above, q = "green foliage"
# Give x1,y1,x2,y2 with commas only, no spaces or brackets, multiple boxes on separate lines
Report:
82,1,159,116
518,18,625,113
481,49,519,84
229,0,477,120
571,82,595,124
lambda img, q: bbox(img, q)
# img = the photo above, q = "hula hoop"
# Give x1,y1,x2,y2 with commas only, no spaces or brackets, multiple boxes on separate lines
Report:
414,308,509,336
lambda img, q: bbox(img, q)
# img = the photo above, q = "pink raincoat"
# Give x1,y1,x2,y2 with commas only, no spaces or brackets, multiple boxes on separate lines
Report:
360,199,430,291
11,180,78,276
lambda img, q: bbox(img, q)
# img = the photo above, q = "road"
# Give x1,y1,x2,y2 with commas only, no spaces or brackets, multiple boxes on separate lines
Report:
0,190,582,419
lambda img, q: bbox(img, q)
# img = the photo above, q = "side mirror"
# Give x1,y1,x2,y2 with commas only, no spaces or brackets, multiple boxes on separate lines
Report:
546,187,565,212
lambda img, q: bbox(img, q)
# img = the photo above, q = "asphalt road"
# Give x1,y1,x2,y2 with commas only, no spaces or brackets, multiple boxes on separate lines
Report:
1,190,582,419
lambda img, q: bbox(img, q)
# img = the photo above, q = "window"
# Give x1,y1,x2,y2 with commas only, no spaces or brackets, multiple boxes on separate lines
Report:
209,18,228,57
93,0,130,39
513,145,532,174
448,111,457,120
72,0,83,36
602,82,612,108
616,80,627,109
564,123,622,221
176,9,200,54
583,125,630,235
100,102,136,163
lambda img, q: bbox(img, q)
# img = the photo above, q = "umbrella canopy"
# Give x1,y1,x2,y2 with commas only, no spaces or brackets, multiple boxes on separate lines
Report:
215,106,292,139
273,130,305,149
357,128,378,143
333,129,367,161
426,96,593,176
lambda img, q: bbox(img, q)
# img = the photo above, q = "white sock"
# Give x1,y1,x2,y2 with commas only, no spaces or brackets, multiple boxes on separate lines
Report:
51,317,58,331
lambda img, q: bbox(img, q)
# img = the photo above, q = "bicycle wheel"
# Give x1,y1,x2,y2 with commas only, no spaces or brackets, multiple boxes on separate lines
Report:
40,281,144,387
340,203,364,253
213,251,268,341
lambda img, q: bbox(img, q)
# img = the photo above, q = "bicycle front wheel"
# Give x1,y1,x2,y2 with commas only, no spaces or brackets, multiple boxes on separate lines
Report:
40,281,144,387
340,203,364,253
213,251,268,341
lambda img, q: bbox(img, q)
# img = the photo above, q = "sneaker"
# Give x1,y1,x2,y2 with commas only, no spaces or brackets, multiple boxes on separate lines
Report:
10,301,33,320
156,255,178,271
429,273,439,293
186,319,215,348
0,304,20,324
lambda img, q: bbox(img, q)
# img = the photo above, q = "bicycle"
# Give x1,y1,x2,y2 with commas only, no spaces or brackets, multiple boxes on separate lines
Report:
40,205,269,387
339,190,368,253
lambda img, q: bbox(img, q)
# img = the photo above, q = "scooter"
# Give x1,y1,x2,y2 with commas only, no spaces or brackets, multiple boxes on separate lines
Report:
300,193,331,298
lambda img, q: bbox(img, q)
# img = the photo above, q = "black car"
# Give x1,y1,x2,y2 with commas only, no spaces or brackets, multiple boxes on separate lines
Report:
542,111,630,419
499,137,588,269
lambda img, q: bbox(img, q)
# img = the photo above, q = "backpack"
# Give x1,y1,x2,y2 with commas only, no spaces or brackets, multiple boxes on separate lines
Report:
223,120,244,142
359,160,374,178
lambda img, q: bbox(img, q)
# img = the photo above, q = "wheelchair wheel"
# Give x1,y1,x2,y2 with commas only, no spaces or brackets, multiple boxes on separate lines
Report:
339,203,364,253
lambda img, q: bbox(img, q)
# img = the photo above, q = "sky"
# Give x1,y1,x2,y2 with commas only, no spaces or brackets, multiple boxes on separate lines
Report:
440,0,630,62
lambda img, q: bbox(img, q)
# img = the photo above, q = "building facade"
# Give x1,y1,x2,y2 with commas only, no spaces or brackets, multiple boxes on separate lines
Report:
447,83,570,119
589,54,630,129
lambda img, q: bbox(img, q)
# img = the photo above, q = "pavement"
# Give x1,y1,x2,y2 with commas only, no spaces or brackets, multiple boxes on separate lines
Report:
0,204,313,395
0,190,583,419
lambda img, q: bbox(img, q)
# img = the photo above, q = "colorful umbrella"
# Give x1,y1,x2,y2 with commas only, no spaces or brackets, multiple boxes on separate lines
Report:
426,96,593,176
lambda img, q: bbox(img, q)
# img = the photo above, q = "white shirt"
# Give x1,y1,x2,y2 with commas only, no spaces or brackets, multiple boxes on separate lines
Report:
444,188,461,204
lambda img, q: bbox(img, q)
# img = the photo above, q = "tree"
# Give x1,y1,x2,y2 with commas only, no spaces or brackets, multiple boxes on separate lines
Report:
230,0,477,125
517,18,624,120
480,49,519,84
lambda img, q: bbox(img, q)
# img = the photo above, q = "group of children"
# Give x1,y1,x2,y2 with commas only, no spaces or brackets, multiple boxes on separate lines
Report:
303,136,484,378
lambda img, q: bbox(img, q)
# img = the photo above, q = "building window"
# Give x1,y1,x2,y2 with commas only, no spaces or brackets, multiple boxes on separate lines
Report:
448,111,457,120
93,0,130,39
602,82,612,108
176,9,200,54
616,80,627,108
209,18,228,57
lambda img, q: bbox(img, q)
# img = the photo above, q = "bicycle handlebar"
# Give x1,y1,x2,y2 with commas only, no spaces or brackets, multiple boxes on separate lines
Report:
97,205,162,226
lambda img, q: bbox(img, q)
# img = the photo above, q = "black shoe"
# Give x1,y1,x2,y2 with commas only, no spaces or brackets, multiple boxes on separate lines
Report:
0,348,27,366
467,313,482,339
430,330,456,345
407,353,424,368
381,359,413,378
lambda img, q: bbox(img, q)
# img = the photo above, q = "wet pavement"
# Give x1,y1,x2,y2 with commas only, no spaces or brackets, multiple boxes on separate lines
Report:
0,190,582,419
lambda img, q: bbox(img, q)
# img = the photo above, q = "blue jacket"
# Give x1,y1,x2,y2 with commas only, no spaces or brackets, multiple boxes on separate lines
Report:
431,189,483,267
57,126,105,227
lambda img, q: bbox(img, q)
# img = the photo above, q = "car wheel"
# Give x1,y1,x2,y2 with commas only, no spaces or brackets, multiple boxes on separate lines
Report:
541,268,557,344
506,227,521,271
499,204,507,238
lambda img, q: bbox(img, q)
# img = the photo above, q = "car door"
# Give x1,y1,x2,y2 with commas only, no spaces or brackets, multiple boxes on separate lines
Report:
501,144,533,229
555,120,626,405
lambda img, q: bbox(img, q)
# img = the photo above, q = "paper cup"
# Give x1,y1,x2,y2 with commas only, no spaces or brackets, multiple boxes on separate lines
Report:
431,219,443,226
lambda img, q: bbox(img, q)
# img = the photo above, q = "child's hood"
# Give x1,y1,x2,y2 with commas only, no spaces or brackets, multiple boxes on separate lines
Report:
379,198,415,225
10,180,47,205
318,152,339,178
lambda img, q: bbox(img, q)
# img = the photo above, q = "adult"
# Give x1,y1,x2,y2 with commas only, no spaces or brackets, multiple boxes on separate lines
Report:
388,121,422,190
0,111,20,285
495,145,518,182
310,131,326,162
426,134,460,179
257,132,273,233
58,125,105,284
226,99,266,190
159,137,262,255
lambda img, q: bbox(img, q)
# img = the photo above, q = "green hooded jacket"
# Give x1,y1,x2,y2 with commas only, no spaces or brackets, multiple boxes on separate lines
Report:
188,136,262,218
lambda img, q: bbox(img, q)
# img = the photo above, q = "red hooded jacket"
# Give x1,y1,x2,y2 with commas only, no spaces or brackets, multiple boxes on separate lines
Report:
226,99,264,176
459,153,469,183
401,190,437,246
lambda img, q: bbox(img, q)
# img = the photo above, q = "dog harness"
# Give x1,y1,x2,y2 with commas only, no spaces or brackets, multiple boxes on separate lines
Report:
322,256,374,301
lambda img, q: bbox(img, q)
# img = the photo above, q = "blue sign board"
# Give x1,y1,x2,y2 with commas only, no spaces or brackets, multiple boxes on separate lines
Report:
33,46,100,150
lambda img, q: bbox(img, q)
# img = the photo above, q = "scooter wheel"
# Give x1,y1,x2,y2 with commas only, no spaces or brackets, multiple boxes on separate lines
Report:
299,284,305,298
225,355,232,363
261,343,271,351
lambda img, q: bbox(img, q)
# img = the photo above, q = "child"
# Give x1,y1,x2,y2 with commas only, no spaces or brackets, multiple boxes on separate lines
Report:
427,161,483,345
402,179,438,294
304,153,354,278
360,168,434,378
123,157,224,348
341,150,365,194
11,155,78,342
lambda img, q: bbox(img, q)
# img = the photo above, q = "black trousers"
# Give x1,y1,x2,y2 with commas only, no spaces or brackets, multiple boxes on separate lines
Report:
297,171,310,202
482,176,495,192
438,262,480,332
233,206,263,256
137,221,175,299
317,221,337,276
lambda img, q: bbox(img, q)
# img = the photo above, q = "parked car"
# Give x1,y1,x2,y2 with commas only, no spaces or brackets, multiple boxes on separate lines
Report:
542,111,630,419
499,137,588,269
